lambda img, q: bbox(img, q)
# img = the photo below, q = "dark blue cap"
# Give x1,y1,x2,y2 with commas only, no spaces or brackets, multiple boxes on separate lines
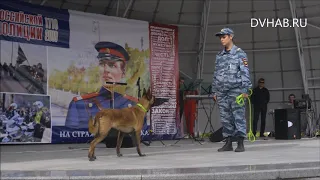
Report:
95,42,130,61
215,28,234,36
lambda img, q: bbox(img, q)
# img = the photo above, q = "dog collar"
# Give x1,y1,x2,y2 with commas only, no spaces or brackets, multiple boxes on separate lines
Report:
137,103,147,112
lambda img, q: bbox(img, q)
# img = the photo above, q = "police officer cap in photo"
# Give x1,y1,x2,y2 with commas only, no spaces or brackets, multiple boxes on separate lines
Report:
215,27,234,37
95,41,130,62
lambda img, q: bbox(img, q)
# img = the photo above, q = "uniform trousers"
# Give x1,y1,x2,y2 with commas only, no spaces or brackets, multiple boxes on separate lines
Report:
216,89,247,138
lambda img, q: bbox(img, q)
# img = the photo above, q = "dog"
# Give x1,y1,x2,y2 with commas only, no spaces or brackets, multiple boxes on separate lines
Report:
87,87,155,161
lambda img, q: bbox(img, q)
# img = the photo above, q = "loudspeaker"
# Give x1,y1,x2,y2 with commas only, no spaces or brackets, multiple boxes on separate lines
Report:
274,108,301,140
209,127,224,142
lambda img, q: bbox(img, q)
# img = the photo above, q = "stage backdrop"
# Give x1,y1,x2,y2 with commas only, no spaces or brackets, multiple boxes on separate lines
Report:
0,0,180,144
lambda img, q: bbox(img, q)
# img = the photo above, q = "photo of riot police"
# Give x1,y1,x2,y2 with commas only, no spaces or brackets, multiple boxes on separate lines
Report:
0,93,52,143
0,41,47,95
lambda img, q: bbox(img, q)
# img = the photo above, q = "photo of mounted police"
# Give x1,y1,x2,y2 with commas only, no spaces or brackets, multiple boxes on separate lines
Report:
0,93,52,143
0,41,47,95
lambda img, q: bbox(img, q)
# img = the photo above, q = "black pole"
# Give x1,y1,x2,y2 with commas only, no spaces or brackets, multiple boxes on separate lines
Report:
137,77,141,99
136,77,150,146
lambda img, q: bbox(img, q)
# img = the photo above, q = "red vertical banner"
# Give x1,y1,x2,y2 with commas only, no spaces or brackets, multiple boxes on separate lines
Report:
184,90,198,136
149,23,180,140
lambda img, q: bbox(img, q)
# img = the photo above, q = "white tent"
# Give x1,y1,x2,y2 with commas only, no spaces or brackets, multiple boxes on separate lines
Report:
26,0,320,134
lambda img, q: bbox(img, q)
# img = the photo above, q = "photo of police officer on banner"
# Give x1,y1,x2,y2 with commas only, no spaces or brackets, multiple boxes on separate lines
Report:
63,42,148,147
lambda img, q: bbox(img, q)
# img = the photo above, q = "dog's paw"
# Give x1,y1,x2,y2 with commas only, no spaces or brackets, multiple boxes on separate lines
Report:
89,157,96,161
139,154,146,157
88,155,96,160
117,153,123,157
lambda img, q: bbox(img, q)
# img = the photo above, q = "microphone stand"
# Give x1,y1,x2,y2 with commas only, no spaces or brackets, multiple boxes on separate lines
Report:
105,81,127,109
103,81,128,148
137,77,141,100
136,77,152,146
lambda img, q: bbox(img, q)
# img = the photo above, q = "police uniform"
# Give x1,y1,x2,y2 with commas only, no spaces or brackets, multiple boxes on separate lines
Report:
212,28,252,152
65,42,147,144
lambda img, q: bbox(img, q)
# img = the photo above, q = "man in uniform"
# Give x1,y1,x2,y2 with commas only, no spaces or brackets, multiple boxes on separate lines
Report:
212,28,252,152
32,101,46,141
65,42,146,145
6,103,19,121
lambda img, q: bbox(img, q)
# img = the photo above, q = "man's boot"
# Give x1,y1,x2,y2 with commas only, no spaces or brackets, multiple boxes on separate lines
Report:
218,137,233,152
235,137,245,152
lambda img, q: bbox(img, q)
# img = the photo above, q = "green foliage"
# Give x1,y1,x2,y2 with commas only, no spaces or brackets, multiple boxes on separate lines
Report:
49,44,150,97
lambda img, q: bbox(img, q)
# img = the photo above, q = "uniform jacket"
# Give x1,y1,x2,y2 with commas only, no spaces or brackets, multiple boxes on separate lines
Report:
65,86,143,129
212,45,252,95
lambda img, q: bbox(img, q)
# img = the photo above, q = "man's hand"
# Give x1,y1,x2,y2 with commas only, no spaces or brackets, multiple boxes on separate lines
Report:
213,95,217,101
242,93,249,98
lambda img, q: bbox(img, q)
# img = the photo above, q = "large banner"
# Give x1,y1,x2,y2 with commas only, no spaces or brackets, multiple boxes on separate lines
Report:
149,23,180,140
48,10,151,143
0,0,180,144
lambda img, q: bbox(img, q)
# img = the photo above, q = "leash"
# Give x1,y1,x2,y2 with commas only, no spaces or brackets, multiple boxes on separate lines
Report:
236,89,255,142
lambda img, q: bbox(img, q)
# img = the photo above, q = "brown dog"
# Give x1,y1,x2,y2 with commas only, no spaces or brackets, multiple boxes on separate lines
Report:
87,87,155,161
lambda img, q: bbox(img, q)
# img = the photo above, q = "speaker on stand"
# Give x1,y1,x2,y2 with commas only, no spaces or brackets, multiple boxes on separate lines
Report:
274,108,301,140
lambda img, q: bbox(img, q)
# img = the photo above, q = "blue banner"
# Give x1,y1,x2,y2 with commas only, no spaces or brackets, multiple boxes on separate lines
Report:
51,125,152,144
51,126,94,144
0,0,70,48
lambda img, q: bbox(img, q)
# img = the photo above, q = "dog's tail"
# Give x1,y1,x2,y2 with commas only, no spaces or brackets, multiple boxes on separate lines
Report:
88,114,100,136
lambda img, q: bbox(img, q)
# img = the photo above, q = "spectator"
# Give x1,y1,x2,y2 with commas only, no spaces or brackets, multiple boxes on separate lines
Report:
251,78,270,137
179,76,186,120
2,62,8,76
9,63,14,76
35,63,44,81
288,94,295,104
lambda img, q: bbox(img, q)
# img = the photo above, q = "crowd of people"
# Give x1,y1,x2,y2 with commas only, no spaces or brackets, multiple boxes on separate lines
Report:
0,62,45,94
0,62,45,82
0,101,51,143
0,62,15,77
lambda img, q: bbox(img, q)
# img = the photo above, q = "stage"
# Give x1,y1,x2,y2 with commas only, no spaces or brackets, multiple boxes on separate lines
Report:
1,138,320,180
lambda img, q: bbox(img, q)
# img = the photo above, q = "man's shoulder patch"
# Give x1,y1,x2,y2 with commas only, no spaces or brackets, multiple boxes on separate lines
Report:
242,58,248,67
73,92,99,102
